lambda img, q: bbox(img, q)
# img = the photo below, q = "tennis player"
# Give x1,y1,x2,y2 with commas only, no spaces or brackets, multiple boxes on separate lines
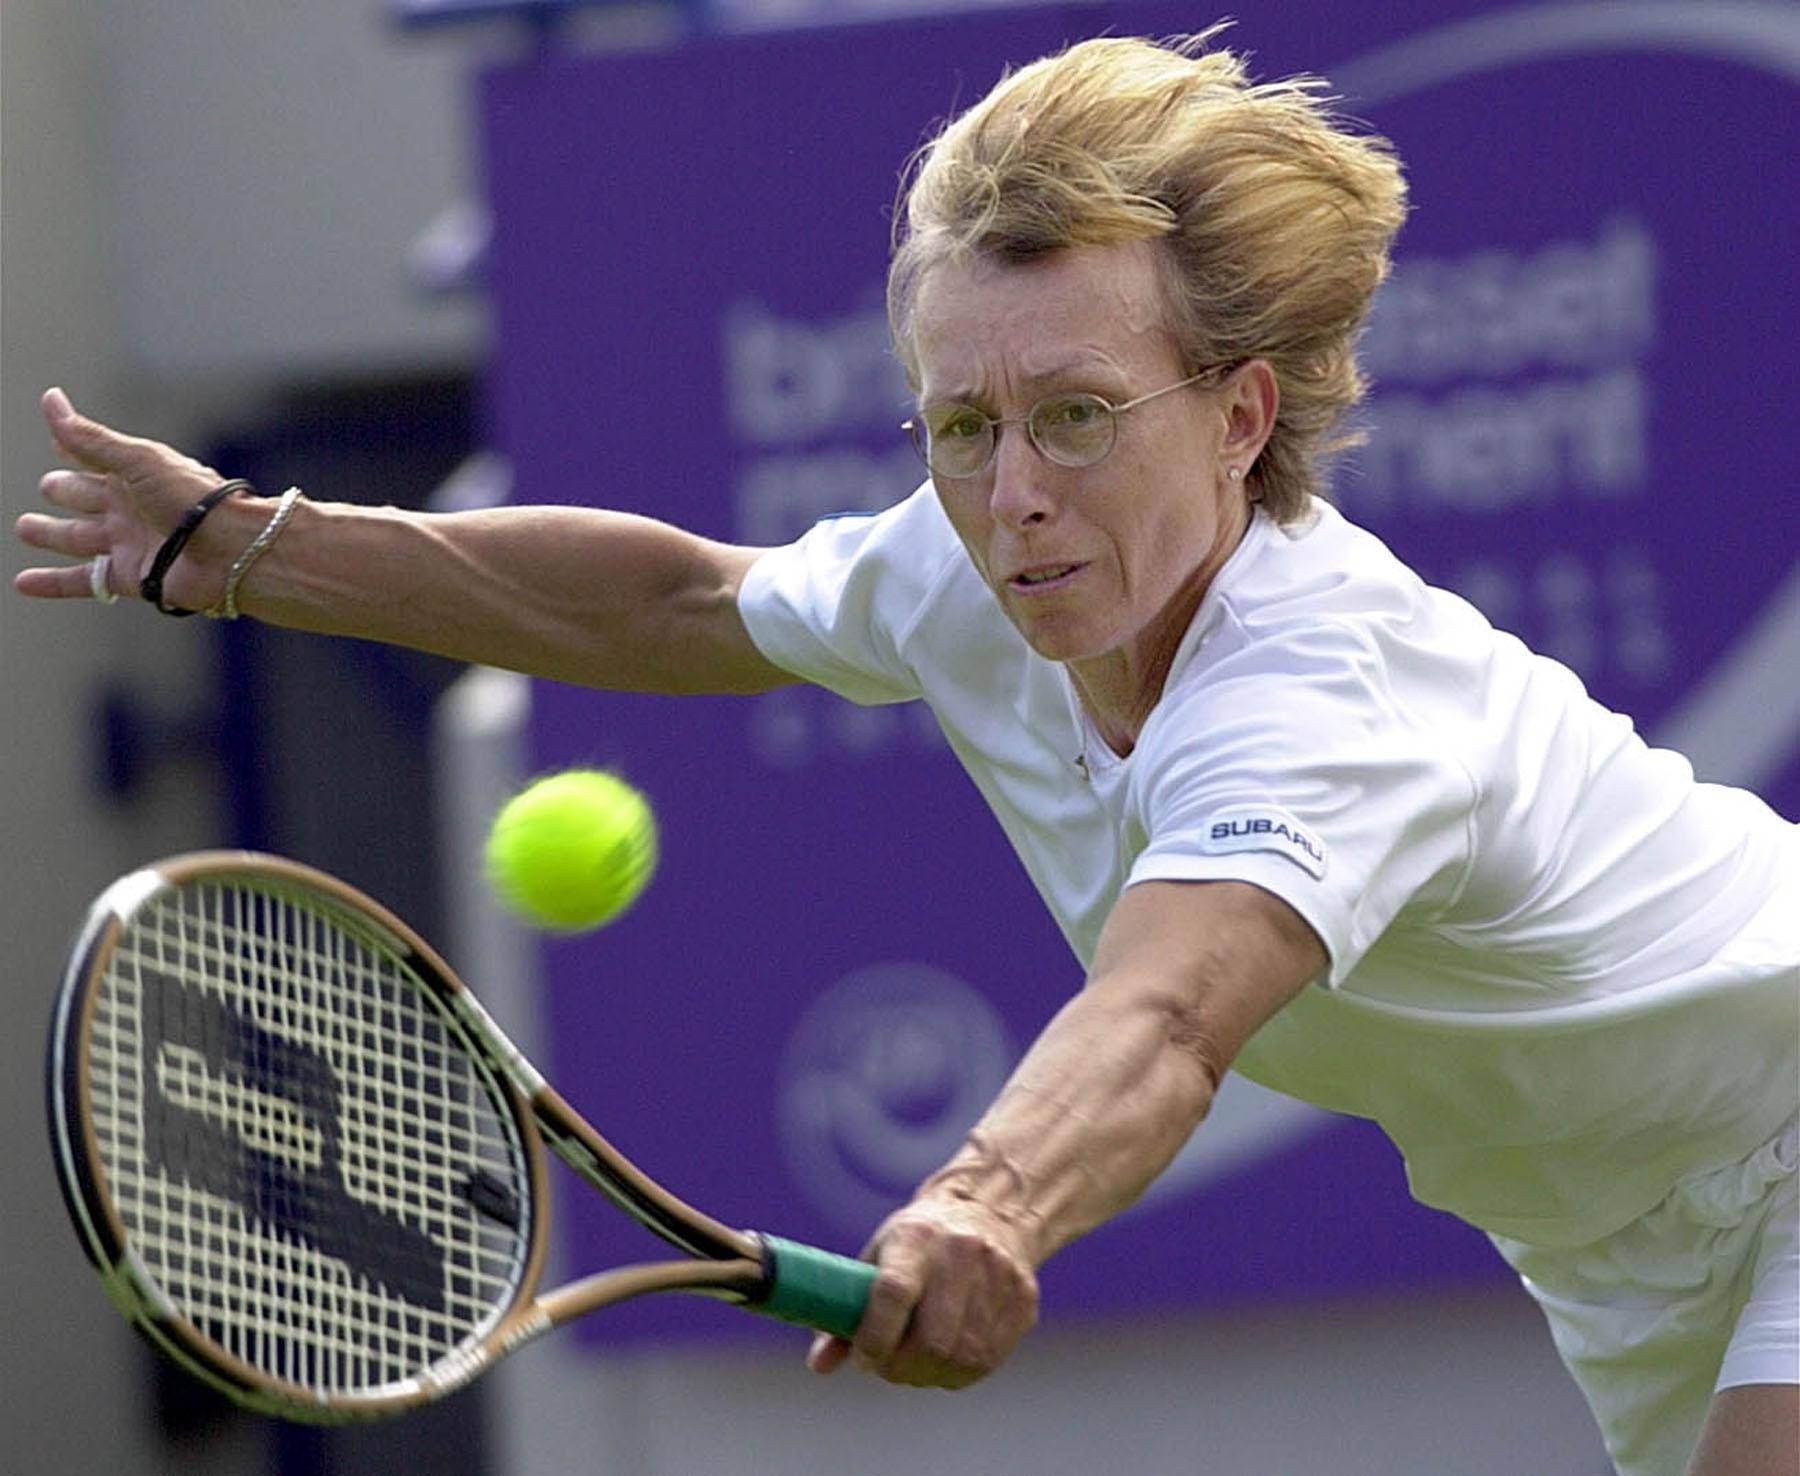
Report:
15,31,1796,1476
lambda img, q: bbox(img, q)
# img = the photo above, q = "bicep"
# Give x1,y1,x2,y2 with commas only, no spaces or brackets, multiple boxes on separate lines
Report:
1086,879,1327,1087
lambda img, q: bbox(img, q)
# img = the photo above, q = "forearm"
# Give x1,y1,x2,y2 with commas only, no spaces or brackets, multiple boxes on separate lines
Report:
21,392,790,692
917,973,1220,1266
909,879,1325,1269
229,497,785,693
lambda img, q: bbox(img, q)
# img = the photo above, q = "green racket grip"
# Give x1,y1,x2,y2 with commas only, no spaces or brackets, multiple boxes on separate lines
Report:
750,1234,875,1340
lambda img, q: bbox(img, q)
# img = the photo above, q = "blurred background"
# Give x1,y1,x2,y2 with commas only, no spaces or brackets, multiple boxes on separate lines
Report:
4,2,1795,1473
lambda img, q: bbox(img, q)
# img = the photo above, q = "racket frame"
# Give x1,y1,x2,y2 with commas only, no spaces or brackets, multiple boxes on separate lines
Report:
49,855,562,1419
45,852,840,1424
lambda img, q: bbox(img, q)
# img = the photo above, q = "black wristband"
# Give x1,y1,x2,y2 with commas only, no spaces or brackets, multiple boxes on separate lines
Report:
140,479,255,616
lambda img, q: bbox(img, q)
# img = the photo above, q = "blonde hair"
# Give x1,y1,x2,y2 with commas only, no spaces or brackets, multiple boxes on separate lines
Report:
889,29,1407,523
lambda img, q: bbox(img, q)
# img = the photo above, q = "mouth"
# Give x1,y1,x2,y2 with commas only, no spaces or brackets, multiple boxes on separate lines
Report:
1007,561,1085,594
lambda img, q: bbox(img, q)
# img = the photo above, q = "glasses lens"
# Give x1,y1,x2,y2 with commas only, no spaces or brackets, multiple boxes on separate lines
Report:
921,405,993,477
1031,395,1116,467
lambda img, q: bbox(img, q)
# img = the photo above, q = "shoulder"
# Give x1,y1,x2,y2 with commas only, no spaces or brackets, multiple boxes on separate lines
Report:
743,482,969,618
1130,503,1493,825
1145,506,1447,738
736,482,1005,702
1198,502,1509,718
1223,500,1442,637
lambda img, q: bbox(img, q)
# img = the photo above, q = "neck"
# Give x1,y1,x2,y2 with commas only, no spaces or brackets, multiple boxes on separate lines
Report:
1067,504,1250,756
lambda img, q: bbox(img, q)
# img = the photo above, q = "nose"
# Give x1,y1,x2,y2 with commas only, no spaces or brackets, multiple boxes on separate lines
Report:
987,422,1055,529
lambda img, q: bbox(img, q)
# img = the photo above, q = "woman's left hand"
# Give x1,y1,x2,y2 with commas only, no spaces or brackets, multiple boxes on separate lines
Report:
805,1191,1040,1389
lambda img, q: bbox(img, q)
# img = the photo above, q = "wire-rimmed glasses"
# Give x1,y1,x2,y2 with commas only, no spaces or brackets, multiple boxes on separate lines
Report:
903,364,1234,479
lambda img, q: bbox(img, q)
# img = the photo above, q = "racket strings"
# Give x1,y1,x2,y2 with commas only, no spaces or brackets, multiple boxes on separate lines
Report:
86,879,531,1397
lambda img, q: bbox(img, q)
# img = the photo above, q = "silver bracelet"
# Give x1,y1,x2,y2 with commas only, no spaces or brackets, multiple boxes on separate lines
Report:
209,487,305,620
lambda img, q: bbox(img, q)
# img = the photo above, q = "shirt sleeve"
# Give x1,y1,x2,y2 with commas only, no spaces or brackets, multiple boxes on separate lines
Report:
1125,619,1477,985
737,484,953,706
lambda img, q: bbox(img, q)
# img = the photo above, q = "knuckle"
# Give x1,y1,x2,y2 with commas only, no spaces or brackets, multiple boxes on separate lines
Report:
1014,1263,1041,1306
916,1325,957,1363
945,1224,987,1253
869,1267,919,1309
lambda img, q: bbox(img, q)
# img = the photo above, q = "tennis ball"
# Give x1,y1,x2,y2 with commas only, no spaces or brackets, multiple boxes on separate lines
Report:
484,768,659,933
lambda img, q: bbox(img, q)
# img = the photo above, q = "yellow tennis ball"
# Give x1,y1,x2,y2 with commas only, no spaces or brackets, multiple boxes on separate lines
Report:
484,769,659,933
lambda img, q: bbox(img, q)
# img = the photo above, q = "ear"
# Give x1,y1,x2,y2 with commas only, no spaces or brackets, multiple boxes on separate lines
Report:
1219,360,1279,473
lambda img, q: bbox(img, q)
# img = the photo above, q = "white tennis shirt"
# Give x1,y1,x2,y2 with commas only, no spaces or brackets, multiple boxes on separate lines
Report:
738,486,1798,1247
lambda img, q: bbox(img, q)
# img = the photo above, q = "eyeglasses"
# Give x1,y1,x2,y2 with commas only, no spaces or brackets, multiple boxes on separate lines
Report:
902,364,1233,479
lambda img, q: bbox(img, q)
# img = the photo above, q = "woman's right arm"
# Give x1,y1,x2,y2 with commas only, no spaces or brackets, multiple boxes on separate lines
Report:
14,389,797,696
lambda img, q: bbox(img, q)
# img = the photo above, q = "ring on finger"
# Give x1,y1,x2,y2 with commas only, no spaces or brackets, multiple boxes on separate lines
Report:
89,553,118,605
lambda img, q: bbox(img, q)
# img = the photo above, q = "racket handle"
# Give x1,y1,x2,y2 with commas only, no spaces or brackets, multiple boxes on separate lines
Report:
751,1234,875,1340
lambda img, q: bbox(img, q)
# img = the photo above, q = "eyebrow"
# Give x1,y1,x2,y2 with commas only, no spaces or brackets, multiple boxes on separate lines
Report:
924,357,1132,407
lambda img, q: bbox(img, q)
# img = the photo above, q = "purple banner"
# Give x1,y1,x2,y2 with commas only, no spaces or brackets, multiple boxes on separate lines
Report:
479,3,1799,1345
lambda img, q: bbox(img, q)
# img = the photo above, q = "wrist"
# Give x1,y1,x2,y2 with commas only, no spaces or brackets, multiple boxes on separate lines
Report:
210,488,305,619
139,479,254,615
914,1137,1051,1265
198,487,316,615
155,486,263,603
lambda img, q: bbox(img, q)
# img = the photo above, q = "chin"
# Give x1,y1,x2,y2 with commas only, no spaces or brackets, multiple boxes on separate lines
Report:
1006,608,1112,665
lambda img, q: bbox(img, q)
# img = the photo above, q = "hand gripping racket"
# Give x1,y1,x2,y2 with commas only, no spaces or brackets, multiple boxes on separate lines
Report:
47,851,874,1422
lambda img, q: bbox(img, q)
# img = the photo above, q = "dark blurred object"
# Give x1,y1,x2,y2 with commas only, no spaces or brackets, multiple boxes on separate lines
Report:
212,377,484,1476
95,682,222,805
85,375,488,1474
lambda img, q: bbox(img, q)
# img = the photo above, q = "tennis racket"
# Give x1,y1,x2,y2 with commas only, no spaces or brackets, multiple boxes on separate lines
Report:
47,851,874,1423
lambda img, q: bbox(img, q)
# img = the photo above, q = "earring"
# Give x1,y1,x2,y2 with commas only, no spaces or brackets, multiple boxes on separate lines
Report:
1226,466,1243,482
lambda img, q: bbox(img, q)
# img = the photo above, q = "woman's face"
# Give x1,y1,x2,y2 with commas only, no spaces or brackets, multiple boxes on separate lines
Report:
911,241,1251,693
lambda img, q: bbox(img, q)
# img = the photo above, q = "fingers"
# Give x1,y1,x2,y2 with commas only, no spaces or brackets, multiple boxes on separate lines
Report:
41,469,113,515
42,387,152,475
13,562,106,601
15,510,110,561
851,1243,928,1371
13,506,114,601
819,1202,1039,1390
882,1228,1035,1390
806,1333,852,1375
17,391,220,606
15,473,126,601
